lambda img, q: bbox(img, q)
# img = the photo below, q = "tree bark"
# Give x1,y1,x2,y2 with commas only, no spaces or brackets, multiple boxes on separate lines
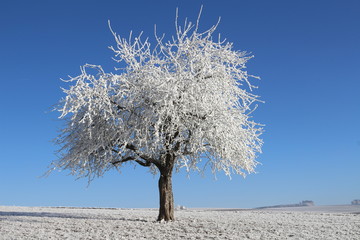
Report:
157,154,175,221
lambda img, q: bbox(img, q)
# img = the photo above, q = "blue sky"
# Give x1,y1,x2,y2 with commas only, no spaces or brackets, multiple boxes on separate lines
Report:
0,0,359,209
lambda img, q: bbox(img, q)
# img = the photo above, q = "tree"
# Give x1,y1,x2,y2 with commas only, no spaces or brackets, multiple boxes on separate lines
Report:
50,9,263,221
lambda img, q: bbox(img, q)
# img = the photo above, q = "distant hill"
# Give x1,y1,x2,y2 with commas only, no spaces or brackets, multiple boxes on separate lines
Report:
256,200,314,209
254,204,360,214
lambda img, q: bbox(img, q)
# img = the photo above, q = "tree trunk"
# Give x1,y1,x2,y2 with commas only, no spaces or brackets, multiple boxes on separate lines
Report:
157,154,175,221
157,173,174,221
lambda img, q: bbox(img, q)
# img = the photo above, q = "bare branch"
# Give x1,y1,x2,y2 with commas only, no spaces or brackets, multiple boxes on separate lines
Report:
124,144,161,168
135,159,152,167
110,99,125,111
111,156,135,165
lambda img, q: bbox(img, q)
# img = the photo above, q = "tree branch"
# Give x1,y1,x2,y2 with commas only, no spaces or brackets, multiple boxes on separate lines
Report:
112,144,161,169
135,159,152,167
111,156,136,165
110,99,126,111
186,112,207,120
111,154,151,168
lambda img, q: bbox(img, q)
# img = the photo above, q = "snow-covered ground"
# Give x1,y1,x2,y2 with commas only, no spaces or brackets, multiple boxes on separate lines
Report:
0,205,359,239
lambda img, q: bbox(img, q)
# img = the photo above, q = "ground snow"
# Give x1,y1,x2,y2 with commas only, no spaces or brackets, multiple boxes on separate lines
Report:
0,206,359,239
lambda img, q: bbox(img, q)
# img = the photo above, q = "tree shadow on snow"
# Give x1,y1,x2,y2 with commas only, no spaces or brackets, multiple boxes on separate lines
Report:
0,211,90,219
0,211,150,222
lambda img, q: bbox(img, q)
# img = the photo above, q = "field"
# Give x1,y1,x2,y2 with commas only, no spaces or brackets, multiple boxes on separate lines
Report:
0,205,359,239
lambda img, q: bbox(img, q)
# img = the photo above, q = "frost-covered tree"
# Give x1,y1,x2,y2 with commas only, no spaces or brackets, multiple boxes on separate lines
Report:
51,9,263,221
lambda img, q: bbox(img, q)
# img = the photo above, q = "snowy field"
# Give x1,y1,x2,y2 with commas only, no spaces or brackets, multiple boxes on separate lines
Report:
0,205,359,239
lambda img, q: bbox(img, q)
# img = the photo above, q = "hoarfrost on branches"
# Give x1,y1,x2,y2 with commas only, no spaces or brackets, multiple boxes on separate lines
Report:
51,9,263,182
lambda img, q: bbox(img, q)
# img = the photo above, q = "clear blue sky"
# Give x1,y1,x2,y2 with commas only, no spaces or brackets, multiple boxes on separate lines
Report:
0,0,359,209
